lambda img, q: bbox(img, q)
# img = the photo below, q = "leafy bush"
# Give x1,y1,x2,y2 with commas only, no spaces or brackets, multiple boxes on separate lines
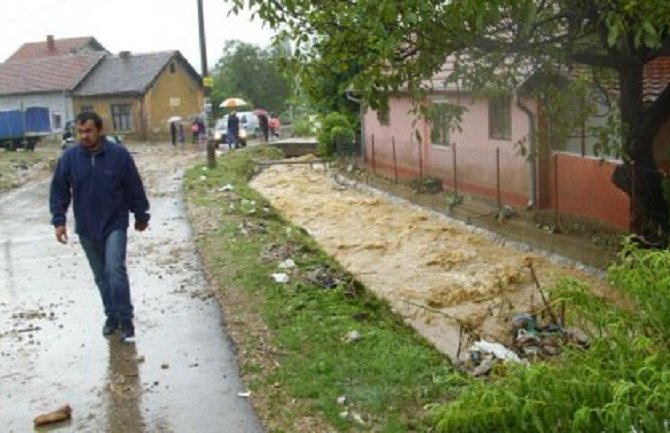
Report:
316,112,354,157
291,115,316,137
430,240,670,432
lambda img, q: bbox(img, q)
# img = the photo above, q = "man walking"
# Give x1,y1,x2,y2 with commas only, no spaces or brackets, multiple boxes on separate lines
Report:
227,111,240,150
49,111,150,343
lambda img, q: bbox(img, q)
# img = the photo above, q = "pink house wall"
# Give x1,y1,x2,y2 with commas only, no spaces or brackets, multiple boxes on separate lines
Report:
363,93,632,230
364,93,532,206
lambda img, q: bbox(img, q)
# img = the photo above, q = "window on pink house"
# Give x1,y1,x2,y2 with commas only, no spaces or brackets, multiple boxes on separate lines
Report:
488,95,511,140
377,106,390,126
429,102,451,147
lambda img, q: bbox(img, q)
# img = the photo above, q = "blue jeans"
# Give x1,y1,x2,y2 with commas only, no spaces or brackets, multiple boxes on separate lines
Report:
79,229,133,322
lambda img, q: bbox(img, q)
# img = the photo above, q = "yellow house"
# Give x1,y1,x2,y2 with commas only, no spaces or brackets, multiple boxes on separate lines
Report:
73,51,203,141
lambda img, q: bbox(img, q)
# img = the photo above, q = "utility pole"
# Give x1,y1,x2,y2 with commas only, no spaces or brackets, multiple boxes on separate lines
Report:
197,0,216,167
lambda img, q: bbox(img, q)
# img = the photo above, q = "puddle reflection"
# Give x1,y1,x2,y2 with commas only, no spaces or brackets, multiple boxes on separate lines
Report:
106,339,145,433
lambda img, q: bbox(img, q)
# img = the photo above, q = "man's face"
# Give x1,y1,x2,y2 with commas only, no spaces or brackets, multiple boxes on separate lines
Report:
76,119,102,149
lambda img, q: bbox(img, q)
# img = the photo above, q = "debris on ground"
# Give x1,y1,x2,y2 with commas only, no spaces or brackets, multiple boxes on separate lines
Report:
304,265,343,289
218,183,235,192
33,404,72,427
344,330,362,343
260,243,300,263
272,273,290,284
278,259,296,270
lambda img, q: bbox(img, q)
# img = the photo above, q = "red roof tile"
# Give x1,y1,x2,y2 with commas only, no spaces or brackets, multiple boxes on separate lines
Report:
5,36,106,62
0,54,105,95
644,57,670,102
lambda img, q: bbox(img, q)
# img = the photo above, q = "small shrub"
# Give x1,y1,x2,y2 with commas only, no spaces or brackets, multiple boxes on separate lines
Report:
317,112,354,157
291,115,315,137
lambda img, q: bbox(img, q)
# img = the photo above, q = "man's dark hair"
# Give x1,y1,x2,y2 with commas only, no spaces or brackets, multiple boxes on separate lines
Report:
76,111,103,129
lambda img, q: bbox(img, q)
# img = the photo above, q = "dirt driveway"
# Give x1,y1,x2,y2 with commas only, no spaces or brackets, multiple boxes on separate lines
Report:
0,146,263,432
251,162,611,361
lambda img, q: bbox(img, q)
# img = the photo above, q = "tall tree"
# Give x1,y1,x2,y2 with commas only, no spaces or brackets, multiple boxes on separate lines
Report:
230,0,670,240
211,40,291,117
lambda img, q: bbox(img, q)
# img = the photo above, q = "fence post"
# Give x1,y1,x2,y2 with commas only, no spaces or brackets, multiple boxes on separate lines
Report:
392,136,398,184
496,147,501,211
630,163,636,232
371,134,376,176
418,136,423,188
553,153,559,229
452,143,458,196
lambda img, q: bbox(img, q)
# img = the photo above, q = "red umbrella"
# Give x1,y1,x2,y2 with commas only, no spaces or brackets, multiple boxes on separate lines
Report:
254,108,268,116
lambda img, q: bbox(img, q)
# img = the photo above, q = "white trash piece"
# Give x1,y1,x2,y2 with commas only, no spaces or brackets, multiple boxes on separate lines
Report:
470,340,522,363
272,273,290,284
218,183,235,192
278,259,296,269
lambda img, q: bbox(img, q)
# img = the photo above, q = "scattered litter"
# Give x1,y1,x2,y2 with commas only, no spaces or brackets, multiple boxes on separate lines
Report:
33,404,72,427
305,265,342,289
218,184,235,192
161,363,170,369
470,340,522,363
278,259,296,269
337,396,348,405
351,412,366,425
134,355,146,364
272,273,290,284
344,330,362,343
199,175,207,181
339,411,349,419
237,391,251,398
564,327,590,347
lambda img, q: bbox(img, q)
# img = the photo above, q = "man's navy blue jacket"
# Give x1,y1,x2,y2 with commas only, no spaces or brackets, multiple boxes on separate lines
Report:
49,139,150,240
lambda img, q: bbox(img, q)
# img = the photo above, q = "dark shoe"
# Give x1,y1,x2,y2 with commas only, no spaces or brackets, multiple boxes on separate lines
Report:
119,320,135,343
102,318,119,337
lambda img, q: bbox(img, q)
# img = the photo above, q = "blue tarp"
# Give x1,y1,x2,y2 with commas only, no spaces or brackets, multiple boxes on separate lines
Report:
0,107,51,139
24,107,51,133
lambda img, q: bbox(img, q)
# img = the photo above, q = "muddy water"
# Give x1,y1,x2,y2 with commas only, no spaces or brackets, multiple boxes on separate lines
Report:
0,148,263,432
251,163,608,361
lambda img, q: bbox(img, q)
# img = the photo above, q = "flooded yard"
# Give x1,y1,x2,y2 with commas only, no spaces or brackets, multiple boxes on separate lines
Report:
251,162,611,361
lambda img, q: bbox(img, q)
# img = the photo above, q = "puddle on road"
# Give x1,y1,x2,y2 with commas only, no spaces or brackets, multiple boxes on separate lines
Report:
251,162,611,361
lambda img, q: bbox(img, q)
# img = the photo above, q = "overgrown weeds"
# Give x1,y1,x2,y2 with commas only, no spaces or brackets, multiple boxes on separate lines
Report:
430,239,670,433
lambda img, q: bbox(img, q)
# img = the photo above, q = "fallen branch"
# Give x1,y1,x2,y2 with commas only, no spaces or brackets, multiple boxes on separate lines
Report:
526,261,559,325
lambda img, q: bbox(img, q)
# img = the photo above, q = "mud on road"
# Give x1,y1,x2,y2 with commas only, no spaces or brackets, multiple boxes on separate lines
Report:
251,161,615,361
0,146,263,433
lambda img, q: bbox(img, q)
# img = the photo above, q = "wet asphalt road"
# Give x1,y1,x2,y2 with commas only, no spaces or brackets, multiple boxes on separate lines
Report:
0,150,264,432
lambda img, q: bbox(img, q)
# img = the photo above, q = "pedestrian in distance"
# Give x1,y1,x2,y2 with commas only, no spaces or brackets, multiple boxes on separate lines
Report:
49,111,150,343
191,120,199,144
268,113,281,140
169,121,177,146
227,111,240,149
258,112,269,143
178,123,185,147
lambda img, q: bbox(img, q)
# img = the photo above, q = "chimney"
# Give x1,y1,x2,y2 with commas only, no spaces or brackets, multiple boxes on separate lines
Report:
119,51,130,59
47,35,55,51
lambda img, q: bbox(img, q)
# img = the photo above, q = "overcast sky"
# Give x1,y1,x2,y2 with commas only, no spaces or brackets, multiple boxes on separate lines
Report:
0,0,275,72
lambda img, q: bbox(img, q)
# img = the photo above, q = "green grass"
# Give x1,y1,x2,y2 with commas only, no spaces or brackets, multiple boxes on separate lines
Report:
430,240,670,433
0,143,59,191
184,146,454,431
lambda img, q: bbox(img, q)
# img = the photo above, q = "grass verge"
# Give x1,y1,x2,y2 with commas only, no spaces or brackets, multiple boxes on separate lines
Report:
0,143,60,191
184,146,454,432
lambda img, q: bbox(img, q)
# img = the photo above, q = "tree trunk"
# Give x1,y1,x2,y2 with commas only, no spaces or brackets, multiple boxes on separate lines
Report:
613,58,669,242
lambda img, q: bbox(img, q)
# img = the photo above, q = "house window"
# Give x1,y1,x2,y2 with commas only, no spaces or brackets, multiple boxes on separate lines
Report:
488,95,511,140
377,106,390,126
111,104,133,131
80,106,94,113
52,113,62,130
429,102,450,147
170,63,176,74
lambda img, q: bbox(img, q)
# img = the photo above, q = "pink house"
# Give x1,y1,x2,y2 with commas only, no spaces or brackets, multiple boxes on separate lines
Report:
360,63,670,231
